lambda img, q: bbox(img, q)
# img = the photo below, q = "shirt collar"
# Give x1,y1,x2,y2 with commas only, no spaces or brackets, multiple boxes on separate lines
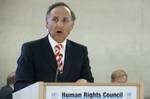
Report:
48,34,66,49
9,84,14,90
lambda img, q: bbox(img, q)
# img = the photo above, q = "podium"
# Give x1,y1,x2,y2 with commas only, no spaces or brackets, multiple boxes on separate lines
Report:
13,82,144,99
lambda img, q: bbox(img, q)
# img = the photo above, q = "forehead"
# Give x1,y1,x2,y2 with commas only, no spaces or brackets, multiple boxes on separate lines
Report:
50,6,71,17
117,76,127,81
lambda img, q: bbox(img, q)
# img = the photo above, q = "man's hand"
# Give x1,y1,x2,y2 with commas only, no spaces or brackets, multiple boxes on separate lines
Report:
76,79,87,83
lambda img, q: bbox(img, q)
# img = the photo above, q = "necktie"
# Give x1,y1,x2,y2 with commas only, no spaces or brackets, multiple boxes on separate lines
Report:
54,43,63,73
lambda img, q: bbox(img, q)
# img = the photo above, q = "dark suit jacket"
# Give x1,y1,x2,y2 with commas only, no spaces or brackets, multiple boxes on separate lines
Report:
14,36,94,91
0,85,13,99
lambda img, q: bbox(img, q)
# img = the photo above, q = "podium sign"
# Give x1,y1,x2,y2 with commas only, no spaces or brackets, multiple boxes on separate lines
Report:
46,86,136,99
46,83,143,99
13,82,143,99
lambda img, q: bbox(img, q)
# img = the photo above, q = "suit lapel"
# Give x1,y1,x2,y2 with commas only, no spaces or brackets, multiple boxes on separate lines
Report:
41,36,57,71
63,40,72,77
41,37,72,78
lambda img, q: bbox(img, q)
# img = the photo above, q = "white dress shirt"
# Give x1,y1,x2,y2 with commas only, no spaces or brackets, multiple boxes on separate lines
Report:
48,34,66,64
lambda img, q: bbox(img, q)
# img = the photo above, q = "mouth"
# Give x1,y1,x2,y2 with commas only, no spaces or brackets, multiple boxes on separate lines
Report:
56,30,63,34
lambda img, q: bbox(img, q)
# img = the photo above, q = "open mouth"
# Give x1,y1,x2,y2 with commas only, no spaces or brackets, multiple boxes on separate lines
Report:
56,31,63,34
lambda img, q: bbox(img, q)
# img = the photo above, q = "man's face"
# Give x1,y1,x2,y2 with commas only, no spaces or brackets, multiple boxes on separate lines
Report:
46,6,74,43
113,76,127,83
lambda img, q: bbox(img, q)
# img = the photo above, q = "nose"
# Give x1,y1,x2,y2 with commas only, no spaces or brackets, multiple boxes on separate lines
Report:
57,21,64,28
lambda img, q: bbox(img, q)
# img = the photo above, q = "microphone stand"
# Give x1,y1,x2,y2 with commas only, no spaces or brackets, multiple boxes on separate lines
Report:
54,67,59,82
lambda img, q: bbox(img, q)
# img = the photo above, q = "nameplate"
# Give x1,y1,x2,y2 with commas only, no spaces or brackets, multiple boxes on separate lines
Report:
46,85,137,99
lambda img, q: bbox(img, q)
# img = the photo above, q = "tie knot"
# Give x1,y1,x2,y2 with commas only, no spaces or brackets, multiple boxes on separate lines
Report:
55,43,63,50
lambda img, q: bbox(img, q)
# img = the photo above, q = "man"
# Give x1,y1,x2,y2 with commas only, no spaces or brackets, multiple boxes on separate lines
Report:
0,72,15,99
14,2,94,91
111,69,128,83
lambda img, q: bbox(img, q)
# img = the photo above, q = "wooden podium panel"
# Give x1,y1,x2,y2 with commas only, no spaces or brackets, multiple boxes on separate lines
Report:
13,82,45,99
13,82,144,99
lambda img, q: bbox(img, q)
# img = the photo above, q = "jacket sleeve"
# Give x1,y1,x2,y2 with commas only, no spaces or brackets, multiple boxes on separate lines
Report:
14,43,35,91
79,46,94,82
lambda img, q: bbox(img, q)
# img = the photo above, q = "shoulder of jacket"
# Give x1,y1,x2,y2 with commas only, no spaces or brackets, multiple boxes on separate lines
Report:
67,39,87,48
22,36,47,47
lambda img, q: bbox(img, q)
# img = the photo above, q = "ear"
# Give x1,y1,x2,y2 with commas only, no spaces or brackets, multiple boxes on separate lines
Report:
45,21,49,32
45,21,48,28
71,22,74,29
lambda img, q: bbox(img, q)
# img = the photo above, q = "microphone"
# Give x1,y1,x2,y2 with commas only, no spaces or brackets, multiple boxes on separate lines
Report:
54,66,59,82
55,67,64,82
